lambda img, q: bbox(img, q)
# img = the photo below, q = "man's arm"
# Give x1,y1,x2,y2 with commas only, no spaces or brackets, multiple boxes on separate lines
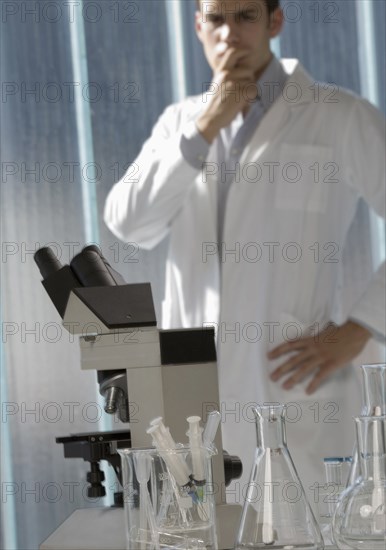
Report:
104,102,203,250
269,97,385,393
104,46,258,249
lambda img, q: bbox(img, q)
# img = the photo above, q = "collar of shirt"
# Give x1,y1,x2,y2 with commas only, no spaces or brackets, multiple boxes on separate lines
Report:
220,56,288,150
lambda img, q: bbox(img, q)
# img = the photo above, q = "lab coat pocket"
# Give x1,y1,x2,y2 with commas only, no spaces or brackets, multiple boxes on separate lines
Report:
274,144,335,213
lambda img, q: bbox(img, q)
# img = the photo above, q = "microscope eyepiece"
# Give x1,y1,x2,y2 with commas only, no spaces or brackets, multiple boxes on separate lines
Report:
34,247,63,279
82,244,103,256
70,245,127,286
70,249,117,287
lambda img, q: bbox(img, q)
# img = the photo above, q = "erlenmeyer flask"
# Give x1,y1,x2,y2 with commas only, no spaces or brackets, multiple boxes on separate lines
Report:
347,364,386,486
332,415,386,550
235,404,324,550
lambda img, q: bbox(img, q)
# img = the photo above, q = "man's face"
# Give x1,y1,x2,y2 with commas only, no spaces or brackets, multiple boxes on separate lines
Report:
195,0,283,77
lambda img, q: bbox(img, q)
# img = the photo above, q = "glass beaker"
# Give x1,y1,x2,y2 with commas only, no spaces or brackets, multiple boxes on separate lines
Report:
332,415,386,550
119,446,217,550
235,404,324,550
347,364,386,486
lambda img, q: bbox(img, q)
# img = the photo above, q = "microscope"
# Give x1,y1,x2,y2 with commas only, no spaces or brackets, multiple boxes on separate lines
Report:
35,246,242,550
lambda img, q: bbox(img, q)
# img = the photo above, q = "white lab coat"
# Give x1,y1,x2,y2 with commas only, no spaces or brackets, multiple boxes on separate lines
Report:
104,60,386,501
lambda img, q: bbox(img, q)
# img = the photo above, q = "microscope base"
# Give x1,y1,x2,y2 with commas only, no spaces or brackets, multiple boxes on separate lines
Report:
40,504,242,550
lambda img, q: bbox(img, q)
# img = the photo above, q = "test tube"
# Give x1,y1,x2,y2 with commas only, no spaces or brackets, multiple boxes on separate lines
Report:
202,411,221,449
323,457,344,517
187,416,205,483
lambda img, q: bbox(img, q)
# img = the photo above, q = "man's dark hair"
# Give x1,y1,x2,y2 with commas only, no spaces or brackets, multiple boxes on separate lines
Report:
196,0,281,16
264,0,280,14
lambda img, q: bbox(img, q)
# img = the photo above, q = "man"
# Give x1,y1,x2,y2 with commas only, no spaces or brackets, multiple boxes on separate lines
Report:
104,0,385,499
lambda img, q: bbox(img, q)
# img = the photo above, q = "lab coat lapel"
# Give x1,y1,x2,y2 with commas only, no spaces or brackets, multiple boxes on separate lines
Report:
240,60,314,165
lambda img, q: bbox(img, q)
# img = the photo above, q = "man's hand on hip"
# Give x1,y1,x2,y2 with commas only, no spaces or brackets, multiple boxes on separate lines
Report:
268,320,372,395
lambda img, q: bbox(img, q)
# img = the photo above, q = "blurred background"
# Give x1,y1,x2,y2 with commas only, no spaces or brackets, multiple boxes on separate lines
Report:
1,0,385,548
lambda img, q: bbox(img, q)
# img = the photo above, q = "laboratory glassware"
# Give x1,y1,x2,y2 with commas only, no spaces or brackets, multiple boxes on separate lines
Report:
235,404,324,550
361,363,386,416
347,363,386,487
317,457,351,547
203,411,221,450
332,415,386,550
119,446,217,549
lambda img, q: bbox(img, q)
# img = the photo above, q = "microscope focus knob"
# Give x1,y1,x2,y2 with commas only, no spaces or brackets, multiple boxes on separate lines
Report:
87,462,106,498
87,485,106,498
103,386,124,414
223,452,243,487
